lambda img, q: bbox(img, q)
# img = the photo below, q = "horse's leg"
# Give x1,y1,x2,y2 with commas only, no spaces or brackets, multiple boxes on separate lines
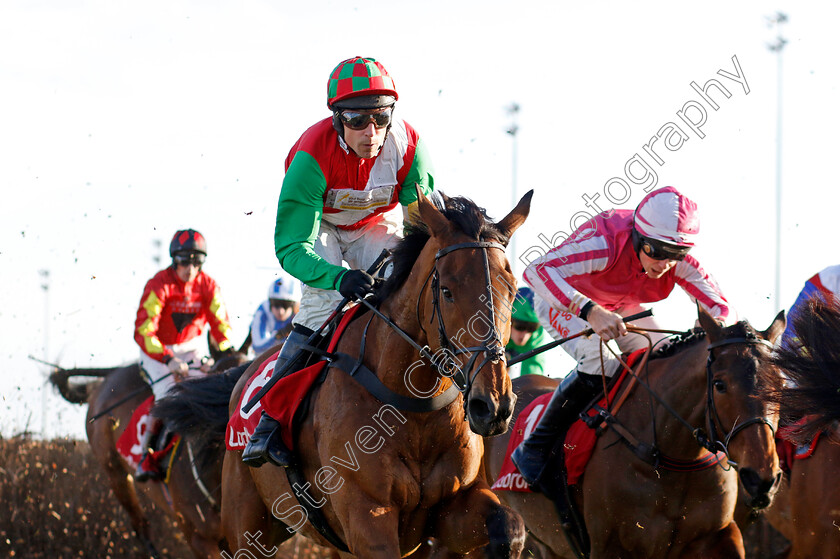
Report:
95,434,161,557
681,522,746,559
176,516,221,559
220,451,293,557
432,483,526,559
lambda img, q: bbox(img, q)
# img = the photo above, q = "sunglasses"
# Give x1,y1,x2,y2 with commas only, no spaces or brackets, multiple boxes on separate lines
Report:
511,319,539,333
269,300,295,310
640,238,690,261
173,252,206,267
338,107,393,131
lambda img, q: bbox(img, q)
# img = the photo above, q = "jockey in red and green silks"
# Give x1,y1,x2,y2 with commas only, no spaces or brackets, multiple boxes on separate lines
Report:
274,56,434,331
244,56,435,469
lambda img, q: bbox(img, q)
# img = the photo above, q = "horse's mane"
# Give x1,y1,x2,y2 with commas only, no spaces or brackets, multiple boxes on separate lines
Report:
770,295,840,441
652,320,767,360
375,193,510,302
652,328,706,359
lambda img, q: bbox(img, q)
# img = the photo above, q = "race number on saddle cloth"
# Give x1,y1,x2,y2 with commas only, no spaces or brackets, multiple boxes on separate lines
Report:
115,396,179,476
493,350,648,492
227,305,363,452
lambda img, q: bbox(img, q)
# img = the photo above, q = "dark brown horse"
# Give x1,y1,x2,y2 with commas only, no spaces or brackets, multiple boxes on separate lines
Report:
766,296,840,441
169,190,532,558
480,310,786,559
758,296,840,558
50,344,248,559
761,423,840,559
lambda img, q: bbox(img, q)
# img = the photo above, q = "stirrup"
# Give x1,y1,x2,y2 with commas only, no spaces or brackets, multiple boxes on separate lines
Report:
242,414,293,468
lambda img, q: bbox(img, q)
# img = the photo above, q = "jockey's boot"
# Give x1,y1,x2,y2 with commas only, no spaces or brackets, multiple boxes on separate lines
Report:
242,326,313,468
135,417,164,483
510,370,602,493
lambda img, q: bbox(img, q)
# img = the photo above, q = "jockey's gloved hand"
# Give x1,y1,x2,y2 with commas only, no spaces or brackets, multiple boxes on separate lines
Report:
337,269,376,299
167,357,189,377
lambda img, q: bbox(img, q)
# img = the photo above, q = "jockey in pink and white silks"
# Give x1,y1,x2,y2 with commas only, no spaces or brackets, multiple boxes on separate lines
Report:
512,186,732,493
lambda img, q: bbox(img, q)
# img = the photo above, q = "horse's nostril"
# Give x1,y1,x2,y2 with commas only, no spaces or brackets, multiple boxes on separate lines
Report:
469,397,493,421
738,468,761,494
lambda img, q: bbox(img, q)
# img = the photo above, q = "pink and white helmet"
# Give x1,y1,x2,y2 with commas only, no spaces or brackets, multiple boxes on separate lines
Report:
633,186,700,247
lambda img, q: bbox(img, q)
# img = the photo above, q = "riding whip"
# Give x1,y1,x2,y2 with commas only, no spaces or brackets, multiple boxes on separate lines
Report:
507,309,654,366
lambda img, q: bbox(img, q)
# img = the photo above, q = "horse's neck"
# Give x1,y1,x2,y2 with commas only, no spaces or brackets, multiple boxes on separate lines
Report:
365,269,443,398
643,341,710,457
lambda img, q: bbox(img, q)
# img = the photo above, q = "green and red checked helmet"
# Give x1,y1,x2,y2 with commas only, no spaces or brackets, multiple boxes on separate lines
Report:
327,57,398,110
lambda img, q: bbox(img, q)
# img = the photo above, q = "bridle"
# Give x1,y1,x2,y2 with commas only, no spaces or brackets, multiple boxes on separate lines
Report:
591,327,777,471
419,240,508,401
698,332,777,465
351,239,511,412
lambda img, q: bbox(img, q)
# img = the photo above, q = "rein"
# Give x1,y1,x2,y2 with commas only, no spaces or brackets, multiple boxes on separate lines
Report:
590,328,775,471
353,240,508,414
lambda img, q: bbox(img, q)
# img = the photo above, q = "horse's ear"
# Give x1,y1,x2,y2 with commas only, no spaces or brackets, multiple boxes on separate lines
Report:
697,304,723,340
416,185,452,238
497,190,533,244
761,310,787,344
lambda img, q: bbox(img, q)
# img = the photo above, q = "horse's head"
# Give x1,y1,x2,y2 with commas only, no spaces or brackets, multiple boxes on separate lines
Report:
699,308,786,510
411,188,532,436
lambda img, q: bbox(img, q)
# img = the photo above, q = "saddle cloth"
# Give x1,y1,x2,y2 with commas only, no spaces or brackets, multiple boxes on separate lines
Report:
116,396,155,468
226,304,363,452
492,349,645,492
116,395,179,477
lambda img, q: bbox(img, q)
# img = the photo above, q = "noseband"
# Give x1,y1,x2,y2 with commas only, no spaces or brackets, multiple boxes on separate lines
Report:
697,333,776,467
420,240,508,401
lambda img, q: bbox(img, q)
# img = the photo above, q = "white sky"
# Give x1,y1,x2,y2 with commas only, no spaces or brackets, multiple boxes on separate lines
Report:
2,1,836,439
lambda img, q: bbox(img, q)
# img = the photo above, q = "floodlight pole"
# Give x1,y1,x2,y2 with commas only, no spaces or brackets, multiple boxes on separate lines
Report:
39,269,50,437
506,103,520,277
767,12,787,314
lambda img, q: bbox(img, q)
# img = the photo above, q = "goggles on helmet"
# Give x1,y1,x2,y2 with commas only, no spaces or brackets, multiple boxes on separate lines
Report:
269,299,296,310
173,252,206,267
511,319,540,333
337,107,393,131
639,236,691,261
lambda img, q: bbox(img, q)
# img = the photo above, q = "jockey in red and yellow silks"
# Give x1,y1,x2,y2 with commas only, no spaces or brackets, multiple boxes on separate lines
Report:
134,266,233,364
133,228,234,482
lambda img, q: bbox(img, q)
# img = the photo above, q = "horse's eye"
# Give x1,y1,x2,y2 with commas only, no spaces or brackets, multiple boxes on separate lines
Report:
713,379,727,393
440,287,454,301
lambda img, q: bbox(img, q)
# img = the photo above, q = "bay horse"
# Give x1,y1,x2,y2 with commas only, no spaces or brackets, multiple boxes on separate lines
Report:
759,295,840,558
49,342,248,559
480,310,786,559
765,295,840,441
761,423,840,559
177,190,531,558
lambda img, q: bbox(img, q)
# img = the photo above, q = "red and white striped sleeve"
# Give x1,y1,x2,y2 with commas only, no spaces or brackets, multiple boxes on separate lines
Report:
673,255,731,323
523,232,611,317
